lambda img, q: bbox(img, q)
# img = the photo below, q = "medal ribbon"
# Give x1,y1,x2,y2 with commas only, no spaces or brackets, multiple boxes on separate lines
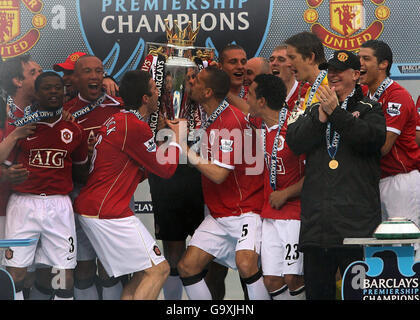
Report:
306,70,328,110
325,88,356,161
71,94,107,119
190,99,230,153
128,109,146,123
7,96,31,121
8,95,63,127
370,77,392,102
262,105,289,191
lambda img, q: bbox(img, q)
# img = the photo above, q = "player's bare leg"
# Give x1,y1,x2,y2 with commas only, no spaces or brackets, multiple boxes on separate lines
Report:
97,260,123,300
29,267,53,300
7,266,28,300
178,246,215,300
74,260,99,300
236,250,270,300
121,260,170,300
204,261,228,300
52,269,75,300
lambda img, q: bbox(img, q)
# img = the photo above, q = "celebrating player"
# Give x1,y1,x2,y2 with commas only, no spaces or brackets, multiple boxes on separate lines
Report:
359,40,420,226
74,70,183,300
3,72,88,300
177,67,269,300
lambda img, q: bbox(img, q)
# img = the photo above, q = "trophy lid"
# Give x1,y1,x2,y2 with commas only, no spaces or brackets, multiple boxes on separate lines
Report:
373,217,420,240
165,19,200,47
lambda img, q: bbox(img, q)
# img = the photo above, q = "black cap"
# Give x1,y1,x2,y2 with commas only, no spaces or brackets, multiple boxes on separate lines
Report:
319,50,361,71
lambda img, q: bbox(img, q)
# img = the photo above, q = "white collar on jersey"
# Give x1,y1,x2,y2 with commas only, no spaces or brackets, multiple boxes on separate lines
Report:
35,114,63,127
78,93,120,106
286,80,299,104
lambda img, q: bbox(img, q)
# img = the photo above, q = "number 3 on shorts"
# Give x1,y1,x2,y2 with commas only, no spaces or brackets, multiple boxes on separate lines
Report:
68,236,75,253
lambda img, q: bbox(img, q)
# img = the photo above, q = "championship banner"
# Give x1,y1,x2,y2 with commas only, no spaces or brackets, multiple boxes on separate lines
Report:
1,1,419,80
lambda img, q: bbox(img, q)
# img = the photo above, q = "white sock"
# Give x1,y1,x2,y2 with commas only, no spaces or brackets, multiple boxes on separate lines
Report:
74,285,99,300
183,279,212,300
270,284,289,300
54,295,73,300
163,275,183,300
289,285,306,300
102,282,123,300
14,290,24,300
245,277,270,300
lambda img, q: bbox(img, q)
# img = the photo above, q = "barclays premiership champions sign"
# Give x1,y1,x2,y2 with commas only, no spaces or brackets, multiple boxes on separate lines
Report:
0,0,419,80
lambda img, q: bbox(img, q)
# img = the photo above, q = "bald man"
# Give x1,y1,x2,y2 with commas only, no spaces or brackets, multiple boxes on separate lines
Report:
244,57,271,87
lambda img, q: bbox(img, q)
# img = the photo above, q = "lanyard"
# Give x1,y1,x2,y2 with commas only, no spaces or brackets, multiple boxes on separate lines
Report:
262,105,288,190
190,99,230,153
129,109,145,123
306,70,328,110
370,77,392,102
325,88,356,161
8,95,63,127
72,94,107,119
7,96,31,121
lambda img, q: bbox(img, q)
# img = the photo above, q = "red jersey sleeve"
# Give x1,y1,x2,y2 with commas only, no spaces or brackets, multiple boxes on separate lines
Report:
416,96,420,131
382,89,414,135
122,114,179,179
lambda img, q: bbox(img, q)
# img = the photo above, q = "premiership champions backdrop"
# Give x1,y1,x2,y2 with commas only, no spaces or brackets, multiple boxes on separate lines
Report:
1,1,419,80
0,0,420,79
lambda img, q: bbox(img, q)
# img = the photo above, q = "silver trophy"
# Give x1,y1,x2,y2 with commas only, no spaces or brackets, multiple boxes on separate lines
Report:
145,19,215,120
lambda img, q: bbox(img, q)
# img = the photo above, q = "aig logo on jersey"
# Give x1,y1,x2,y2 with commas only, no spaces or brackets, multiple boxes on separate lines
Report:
61,128,73,144
30,149,68,168
387,102,401,117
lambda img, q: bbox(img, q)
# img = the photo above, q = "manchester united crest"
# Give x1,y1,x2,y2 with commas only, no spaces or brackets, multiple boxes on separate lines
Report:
304,0,390,51
0,0,46,59
61,128,73,144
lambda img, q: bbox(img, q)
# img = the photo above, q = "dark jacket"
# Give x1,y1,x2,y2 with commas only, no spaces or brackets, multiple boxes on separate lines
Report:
286,85,386,250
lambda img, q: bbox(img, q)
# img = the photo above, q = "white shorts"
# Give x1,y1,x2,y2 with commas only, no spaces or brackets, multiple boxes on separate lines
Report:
188,212,262,270
0,216,5,240
2,193,77,269
261,219,303,277
75,214,97,261
78,215,166,278
380,170,420,226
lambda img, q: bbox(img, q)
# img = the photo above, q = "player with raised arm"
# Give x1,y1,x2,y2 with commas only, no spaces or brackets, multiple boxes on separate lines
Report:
74,70,183,300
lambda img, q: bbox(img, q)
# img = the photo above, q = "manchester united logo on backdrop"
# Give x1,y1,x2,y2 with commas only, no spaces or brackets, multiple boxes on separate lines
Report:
304,0,390,51
0,0,47,58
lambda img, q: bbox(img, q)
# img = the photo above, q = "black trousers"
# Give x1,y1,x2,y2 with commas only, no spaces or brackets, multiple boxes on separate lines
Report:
303,246,363,300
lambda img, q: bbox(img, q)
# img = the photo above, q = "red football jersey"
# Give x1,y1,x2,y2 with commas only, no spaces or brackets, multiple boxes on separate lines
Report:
416,95,420,132
372,81,420,177
287,81,309,111
64,94,123,138
7,117,88,195
74,111,179,219
201,104,264,218
0,126,9,217
2,104,26,215
248,116,304,220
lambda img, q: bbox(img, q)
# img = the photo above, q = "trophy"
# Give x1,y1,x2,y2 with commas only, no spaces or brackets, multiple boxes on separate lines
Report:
142,19,215,124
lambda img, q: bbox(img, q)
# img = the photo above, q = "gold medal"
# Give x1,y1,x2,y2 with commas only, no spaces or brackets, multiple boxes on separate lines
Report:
329,159,339,170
